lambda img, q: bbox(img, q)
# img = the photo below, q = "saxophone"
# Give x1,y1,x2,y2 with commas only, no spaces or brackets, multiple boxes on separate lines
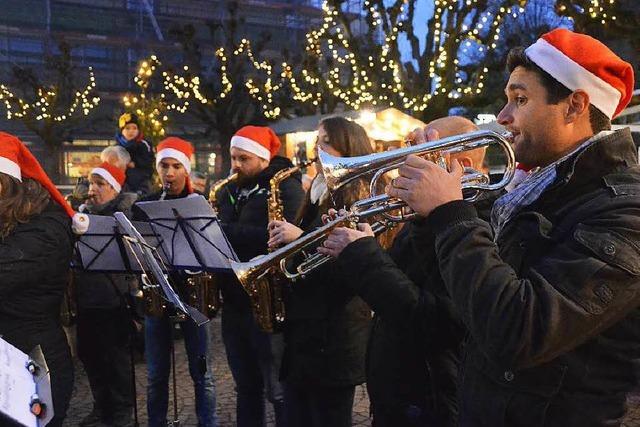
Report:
209,173,238,213
247,158,315,333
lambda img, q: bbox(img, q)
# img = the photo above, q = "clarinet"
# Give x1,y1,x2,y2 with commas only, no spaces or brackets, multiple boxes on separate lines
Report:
159,183,171,201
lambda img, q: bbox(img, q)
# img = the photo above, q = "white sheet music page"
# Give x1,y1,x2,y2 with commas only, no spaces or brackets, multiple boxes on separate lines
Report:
0,338,37,427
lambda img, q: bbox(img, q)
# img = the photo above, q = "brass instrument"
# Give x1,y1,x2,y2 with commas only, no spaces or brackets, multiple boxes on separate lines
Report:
143,183,172,317
244,158,315,333
231,131,516,283
209,173,238,212
231,204,391,288
186,273,221,318
319,129,515,222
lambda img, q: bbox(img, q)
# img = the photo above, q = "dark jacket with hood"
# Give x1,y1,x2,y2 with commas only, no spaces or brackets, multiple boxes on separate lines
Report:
215,155,305,310
75,192,138,309
338,128,640,426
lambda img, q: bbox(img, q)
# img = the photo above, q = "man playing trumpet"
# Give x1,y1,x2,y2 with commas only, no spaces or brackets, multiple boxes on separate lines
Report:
320,29,640,426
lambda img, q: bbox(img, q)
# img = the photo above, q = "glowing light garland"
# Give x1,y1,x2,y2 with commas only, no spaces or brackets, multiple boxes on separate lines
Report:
122,56,168,138
0,67,99,121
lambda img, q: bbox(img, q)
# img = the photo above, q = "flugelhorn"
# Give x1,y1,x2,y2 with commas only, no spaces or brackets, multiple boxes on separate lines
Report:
230,207,391,285
319,129,516,222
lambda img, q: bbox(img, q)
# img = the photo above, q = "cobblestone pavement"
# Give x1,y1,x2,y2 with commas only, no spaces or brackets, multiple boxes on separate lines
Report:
63,317,371,426
63,317,640,426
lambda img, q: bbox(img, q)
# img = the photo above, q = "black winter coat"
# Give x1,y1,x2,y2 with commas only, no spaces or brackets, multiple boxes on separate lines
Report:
75,192,138,309
342,128,640,426
0,202,75,426
281,192,372,388
215,156,305,309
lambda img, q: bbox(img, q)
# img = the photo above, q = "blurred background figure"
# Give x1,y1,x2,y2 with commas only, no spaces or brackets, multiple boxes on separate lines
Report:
115,112,154,196
190,170,209,195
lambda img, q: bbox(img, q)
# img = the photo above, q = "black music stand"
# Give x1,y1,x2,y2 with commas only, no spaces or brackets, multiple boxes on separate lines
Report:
74,215,167,273
133,195,238,272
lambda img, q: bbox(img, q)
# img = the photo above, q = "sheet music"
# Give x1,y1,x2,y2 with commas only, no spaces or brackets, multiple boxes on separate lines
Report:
0,338,37,427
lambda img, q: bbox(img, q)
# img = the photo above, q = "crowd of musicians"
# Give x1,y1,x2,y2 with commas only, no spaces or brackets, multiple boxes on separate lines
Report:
1,28,639,427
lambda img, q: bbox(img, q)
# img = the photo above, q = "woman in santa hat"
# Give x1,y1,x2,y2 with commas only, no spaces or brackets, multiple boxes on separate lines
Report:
0,132,84,426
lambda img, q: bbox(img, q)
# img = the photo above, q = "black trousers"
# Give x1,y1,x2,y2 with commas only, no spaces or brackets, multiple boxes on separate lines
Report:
284,382,355,427
77,307,133,419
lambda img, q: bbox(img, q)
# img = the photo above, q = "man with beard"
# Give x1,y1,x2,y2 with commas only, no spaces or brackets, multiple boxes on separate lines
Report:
215,126,305,427
133,137,218,427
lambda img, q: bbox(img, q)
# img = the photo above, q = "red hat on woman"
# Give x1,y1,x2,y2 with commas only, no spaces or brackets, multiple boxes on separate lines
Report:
91,162,126,193
0,132,89,233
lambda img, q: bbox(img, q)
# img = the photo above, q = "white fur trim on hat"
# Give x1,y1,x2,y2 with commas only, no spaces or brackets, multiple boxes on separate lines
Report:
525,38,621,119
156,148,192,173
0,156,21,181
230,135,271,160
91,167,122,193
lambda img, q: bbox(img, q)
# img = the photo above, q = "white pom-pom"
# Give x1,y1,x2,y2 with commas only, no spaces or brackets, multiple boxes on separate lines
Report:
72,212,90,235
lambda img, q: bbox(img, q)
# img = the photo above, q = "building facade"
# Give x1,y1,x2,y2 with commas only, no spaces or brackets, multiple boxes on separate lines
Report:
0,0,322,184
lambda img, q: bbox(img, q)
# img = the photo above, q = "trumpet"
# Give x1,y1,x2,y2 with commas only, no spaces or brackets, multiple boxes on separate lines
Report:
319,129,516,222
230,205,391,286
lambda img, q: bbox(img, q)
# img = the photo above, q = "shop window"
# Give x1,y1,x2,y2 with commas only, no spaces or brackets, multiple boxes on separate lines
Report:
64,150,103,179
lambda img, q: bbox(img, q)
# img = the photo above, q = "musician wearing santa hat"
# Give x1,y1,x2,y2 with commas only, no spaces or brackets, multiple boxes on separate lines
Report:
74,162,138,427
215,125,304,427
0,132,83,427
321,29,640,425
132,137,218,427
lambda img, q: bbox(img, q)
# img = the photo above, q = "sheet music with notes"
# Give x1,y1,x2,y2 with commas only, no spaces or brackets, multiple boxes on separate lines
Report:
0,338,37,427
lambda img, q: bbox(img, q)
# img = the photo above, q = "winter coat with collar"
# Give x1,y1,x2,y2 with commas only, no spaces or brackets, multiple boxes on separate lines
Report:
215,155,305,310
340,128,640,426
74,192,138,309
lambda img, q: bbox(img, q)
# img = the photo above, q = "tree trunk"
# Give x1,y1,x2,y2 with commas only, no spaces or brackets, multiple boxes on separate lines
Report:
42,143,63,184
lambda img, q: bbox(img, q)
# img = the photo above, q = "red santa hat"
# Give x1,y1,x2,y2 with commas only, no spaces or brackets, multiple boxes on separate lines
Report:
525,28,634,119
230,126,281,161
91,162,126,193
156,137,195,193
0,132,89,234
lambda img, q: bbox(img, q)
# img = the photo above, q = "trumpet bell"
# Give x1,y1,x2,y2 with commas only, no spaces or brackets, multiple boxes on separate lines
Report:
319,129,515,192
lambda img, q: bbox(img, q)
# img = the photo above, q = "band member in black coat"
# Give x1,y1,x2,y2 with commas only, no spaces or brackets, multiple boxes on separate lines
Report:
269,117,395,427
0,132,83,427
75,162,138,427
216,126,304,427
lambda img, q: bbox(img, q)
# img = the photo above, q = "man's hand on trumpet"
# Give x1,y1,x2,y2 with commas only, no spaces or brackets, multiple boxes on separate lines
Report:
317,208,374,258
386,154,464,218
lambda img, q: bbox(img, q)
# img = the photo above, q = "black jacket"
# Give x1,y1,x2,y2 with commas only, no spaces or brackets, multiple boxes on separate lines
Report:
342,128,640,426
281,192,372,388
119,138,154,196
75,192,138,309
0,201,75,425
216,156,305,309
339,191,497,426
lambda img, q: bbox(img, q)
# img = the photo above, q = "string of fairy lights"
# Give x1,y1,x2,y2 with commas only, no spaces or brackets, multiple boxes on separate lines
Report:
0,67,99,122
1,0,618,127
122,56,169,137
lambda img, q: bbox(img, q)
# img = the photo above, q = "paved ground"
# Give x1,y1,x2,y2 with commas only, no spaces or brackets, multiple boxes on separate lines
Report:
63,317,640,426
63,317,371,426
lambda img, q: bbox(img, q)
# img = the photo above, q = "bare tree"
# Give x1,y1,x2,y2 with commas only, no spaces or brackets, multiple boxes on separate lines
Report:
0,41,100,181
